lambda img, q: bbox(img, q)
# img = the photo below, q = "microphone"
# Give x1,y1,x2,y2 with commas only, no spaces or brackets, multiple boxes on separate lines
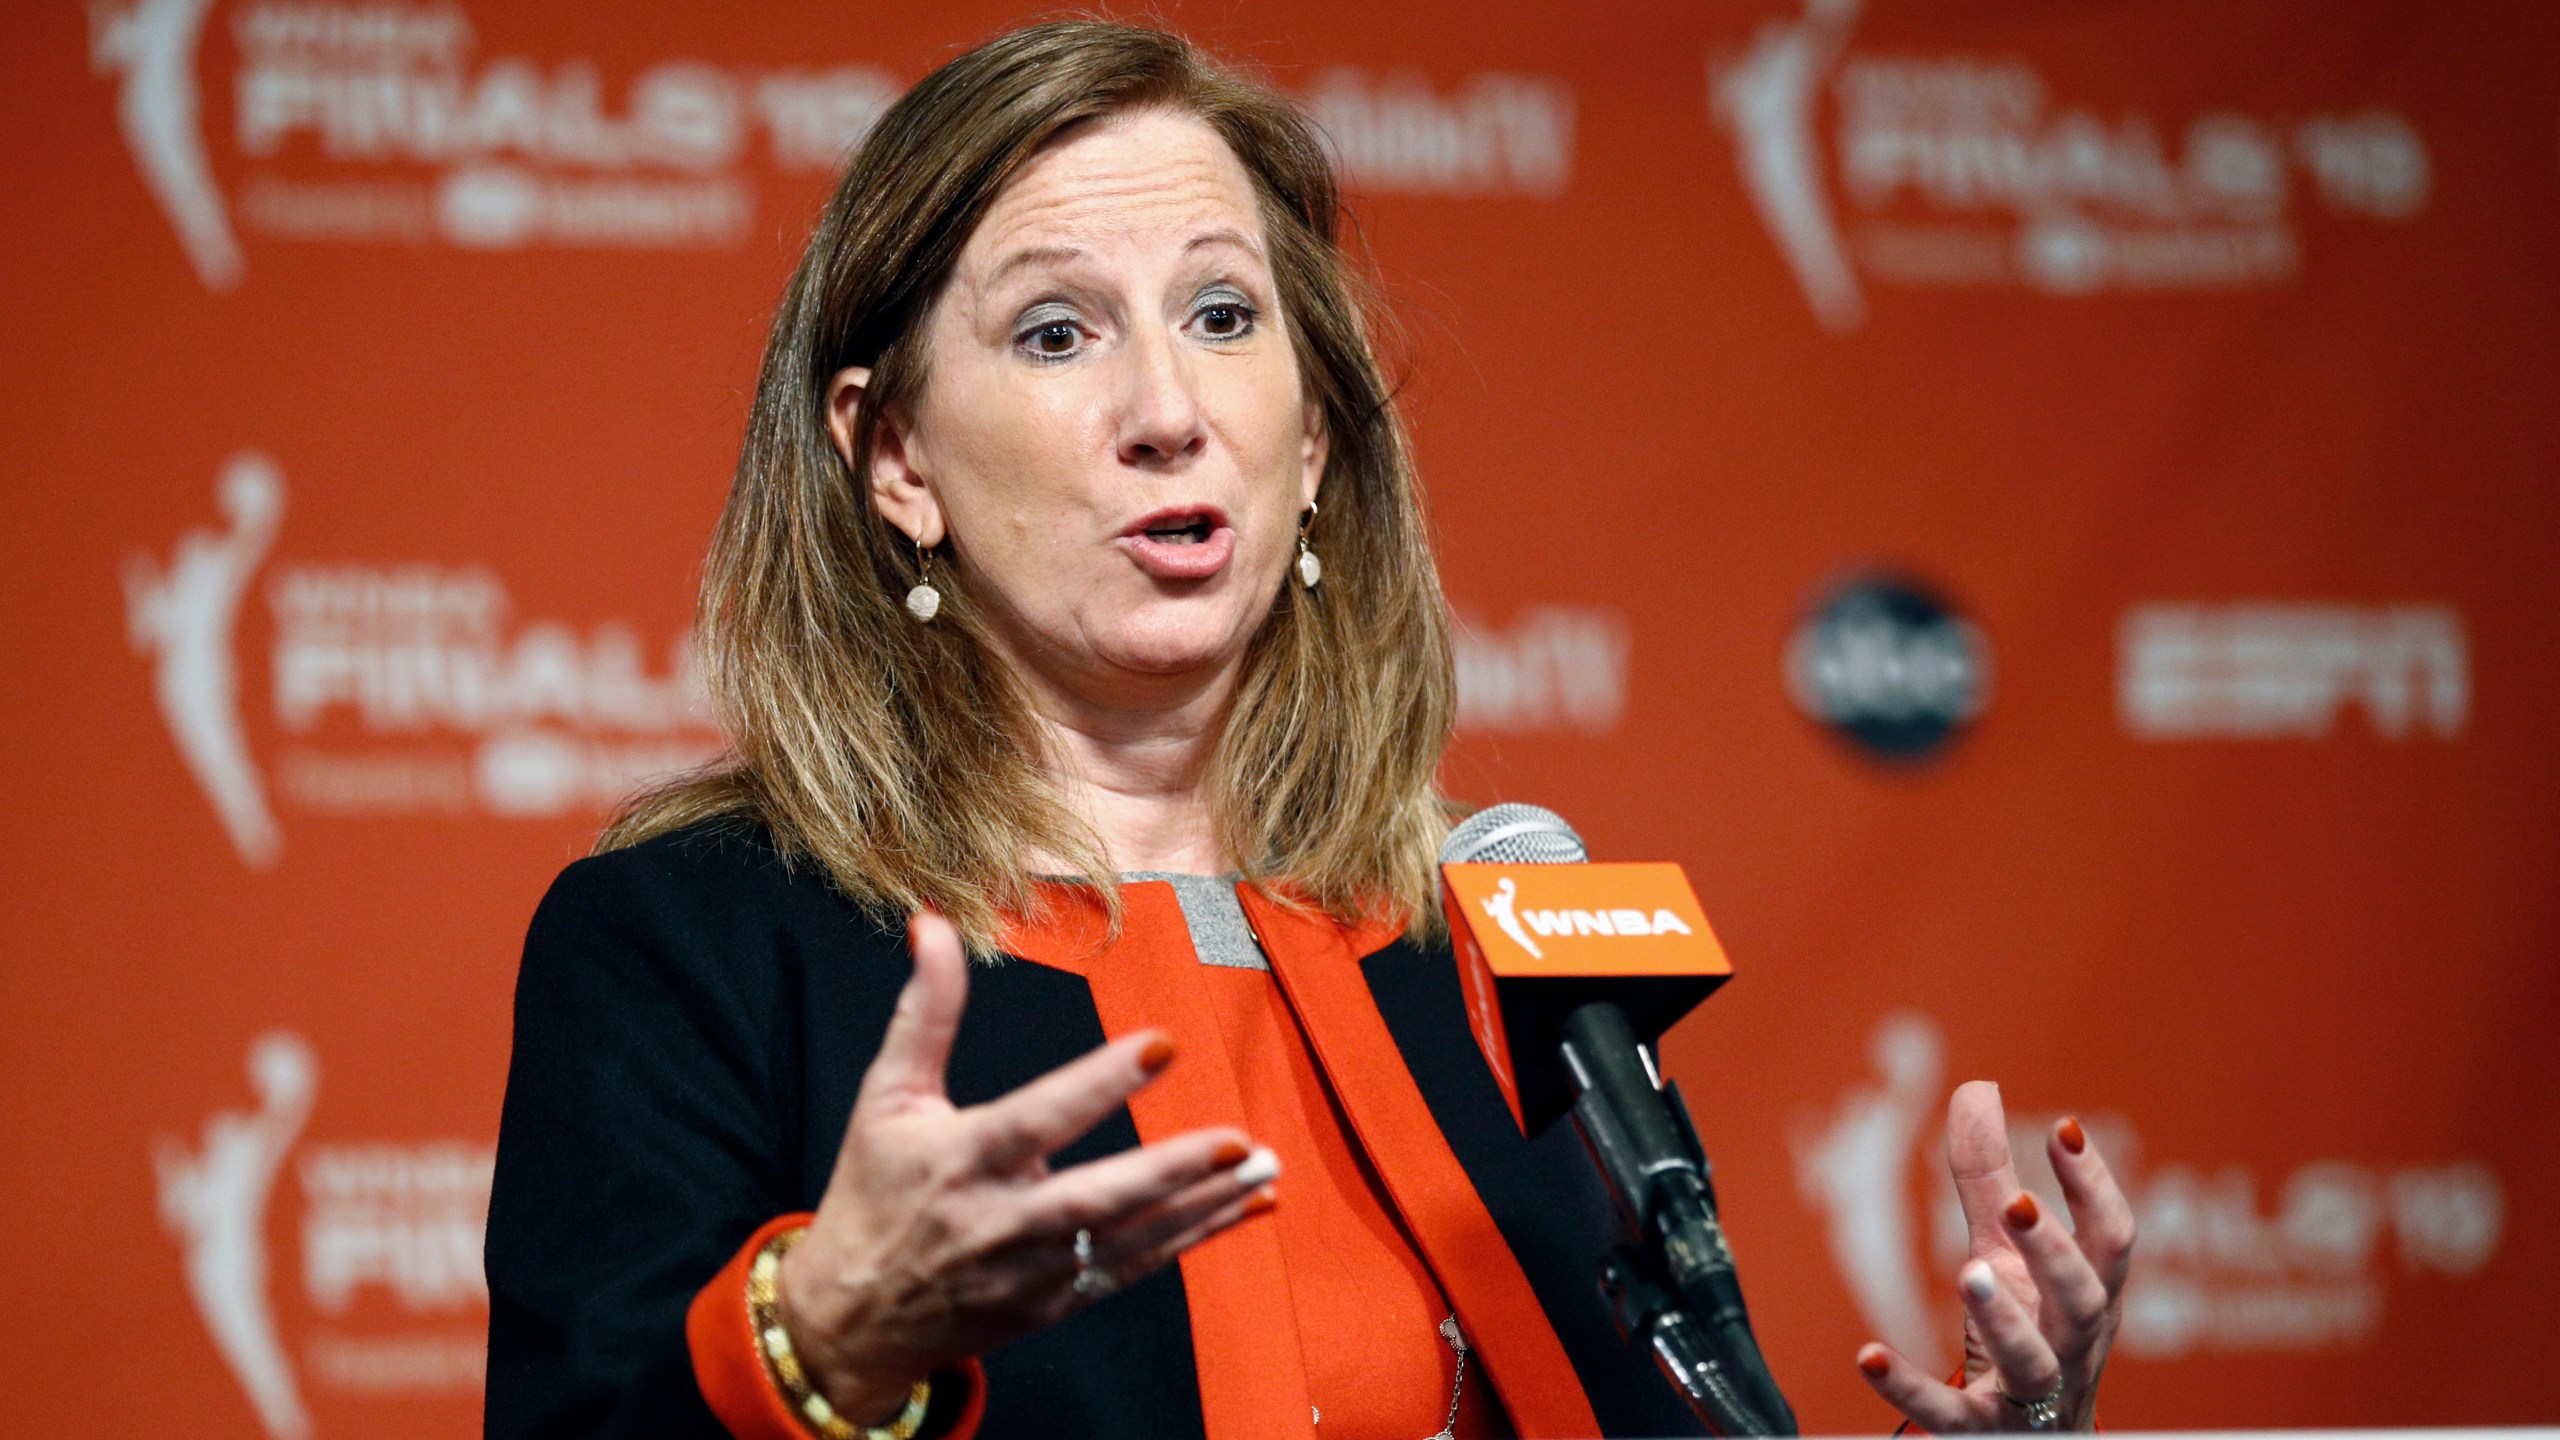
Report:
1439,804,1796,1437
1437,802,1729,1137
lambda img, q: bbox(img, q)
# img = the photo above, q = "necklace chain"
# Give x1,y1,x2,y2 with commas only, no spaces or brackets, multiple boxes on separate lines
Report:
1424,1314,1468,1440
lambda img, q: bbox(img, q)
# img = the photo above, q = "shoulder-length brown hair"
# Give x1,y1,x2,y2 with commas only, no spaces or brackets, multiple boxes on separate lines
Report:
604,19,1456,954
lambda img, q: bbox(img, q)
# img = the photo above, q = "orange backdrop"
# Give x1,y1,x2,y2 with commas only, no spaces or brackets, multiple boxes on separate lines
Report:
5,1,2555,1435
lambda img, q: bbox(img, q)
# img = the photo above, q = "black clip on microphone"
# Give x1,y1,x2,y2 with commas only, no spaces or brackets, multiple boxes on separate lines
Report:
1564,1002,1796,1436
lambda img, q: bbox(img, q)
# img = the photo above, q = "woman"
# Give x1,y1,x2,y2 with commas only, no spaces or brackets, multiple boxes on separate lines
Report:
485,21,2134,1440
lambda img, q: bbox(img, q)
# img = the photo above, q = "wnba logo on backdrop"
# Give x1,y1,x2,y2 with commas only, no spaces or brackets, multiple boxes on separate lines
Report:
157,1031,494,1435
87,2,1576,292
1795,1013,2508,1365
87,0,901,289
1709,0,2432,330
124,451,721,866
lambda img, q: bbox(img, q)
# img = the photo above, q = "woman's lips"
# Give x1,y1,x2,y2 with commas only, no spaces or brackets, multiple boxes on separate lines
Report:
1120,524,1236,580
1118,507,1235,581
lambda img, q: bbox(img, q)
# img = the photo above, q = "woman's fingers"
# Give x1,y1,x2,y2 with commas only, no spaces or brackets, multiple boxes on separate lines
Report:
1959,1256,2064,1409
1081,1146,1277,1261
977,1153,1275,1314
1854,1341,1983,1433
962,1143,1278,1324
1098,1182,1273,1288
1015,1129,1272,1237
1999,1190,2111,1354
2049,1116,2138,1294
860,912,971,1106
968,1030,1177,1172
1945,1081,2025,1259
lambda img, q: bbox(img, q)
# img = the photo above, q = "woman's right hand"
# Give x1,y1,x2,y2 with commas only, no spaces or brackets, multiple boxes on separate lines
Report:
778,912,1276,1425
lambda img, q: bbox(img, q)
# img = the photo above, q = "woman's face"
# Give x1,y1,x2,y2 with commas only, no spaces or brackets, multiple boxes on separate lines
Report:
844,107,1326,709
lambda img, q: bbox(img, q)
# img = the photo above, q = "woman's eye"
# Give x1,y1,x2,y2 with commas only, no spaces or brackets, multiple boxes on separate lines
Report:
1019,321,1082,359
1194,302,1256,339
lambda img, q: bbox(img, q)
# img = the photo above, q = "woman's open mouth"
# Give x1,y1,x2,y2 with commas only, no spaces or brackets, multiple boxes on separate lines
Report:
1147,516,1216,544
1120,506,1235,581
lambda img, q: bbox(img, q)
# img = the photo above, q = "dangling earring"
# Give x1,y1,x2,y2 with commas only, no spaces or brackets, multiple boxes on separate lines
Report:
905,539,942,622
1294,501,1323,590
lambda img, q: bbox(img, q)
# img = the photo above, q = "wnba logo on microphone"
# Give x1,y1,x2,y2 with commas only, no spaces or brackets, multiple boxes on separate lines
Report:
1445,864,1723,974
1477,876,1697,961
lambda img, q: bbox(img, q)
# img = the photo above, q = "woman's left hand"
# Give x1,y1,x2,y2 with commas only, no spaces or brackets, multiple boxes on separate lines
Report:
1856,1080,2137,1432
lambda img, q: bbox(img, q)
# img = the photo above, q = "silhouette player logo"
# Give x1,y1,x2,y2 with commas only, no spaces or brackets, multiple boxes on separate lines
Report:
1793,1011,1950,1374
126,453,286,867
156,1031,318,1440
91,0,241,290
1478,875,1543,960
1711,0,1864,331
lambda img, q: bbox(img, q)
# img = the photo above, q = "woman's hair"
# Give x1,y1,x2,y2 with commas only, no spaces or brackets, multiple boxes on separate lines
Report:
602,19,1457,954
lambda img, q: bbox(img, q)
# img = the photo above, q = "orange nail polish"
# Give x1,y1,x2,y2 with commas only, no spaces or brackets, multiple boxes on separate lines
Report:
1857,1346,1891,1378
2004,1192,2040,1230
2057,1116,2087,1155
1243,1189,1277,1217
1212,1139,1252,1167
1137,1036,1176,1074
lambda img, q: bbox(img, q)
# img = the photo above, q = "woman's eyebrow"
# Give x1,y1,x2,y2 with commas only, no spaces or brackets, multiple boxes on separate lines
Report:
1184,227,1263,262
984,243,1084,290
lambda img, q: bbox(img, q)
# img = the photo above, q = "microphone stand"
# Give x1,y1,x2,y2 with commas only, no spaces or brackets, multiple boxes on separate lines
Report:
1561,1003,1798,1437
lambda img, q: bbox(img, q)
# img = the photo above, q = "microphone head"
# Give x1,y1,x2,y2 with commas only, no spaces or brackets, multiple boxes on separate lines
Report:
1440,802,1589,866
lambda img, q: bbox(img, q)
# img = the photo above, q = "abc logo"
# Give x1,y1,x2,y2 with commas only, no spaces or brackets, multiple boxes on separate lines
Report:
1786,574,1991,762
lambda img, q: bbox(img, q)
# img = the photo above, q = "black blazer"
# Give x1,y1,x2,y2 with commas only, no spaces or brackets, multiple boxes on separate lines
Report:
483,821,1708,1439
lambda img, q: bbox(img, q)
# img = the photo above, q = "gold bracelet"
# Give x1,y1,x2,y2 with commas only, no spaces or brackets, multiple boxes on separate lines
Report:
746,1227,931,1440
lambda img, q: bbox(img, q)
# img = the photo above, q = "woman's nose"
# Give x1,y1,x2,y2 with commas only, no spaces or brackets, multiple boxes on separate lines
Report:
1114,323,1207,467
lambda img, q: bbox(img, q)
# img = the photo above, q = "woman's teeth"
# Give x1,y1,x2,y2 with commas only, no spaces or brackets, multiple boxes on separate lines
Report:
1145,519,1212,544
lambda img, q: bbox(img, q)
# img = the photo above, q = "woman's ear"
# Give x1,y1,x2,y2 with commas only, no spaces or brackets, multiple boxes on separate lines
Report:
827,365,945,548
1299,397,1329,510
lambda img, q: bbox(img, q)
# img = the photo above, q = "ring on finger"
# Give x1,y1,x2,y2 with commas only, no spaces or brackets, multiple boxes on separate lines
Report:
1070,1227,1119,1301
1995,1372,2065,1431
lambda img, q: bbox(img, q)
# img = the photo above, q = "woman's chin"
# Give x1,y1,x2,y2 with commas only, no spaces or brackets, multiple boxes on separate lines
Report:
1089,607,1256,681
1097,639,1233,680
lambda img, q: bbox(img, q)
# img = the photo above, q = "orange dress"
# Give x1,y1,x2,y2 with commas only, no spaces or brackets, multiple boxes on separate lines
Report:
1197,957,1507,1439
